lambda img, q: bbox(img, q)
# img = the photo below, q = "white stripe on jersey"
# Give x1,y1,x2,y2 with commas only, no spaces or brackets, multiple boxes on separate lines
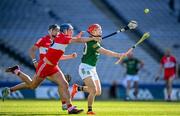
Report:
51,43,67,52
39,47,48,54
37,62,46,76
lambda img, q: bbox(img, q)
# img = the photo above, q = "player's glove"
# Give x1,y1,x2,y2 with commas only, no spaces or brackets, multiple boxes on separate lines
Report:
127,20,138,29
65,74,71,83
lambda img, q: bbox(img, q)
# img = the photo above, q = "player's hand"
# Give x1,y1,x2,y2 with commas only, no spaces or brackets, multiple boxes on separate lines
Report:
121,48,133,58
118,53,126,59
119,48,133,58
71,52,77,59
76,31,84,38
128,20,138,29
93,37,102,43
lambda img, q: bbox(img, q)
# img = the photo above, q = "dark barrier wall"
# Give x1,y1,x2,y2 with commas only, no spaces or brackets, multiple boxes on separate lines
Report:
0,83,180,100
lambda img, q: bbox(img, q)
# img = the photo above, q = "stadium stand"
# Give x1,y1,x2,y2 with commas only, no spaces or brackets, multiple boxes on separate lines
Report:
0,51,34,82
106,0,180,62
0,0,179,85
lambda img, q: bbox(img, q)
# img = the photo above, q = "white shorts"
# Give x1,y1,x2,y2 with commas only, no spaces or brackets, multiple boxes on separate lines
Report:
122,74,139,87
79,63,99,80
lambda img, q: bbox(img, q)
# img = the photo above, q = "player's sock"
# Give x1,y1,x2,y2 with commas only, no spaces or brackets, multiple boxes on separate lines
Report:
167,95,171,100
5,65,21,76
77,86,84,91
62,101,66,104
61,101,67,110
88,106,92,112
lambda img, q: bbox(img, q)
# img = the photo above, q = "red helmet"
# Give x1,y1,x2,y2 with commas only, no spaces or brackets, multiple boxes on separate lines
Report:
87,24,101,34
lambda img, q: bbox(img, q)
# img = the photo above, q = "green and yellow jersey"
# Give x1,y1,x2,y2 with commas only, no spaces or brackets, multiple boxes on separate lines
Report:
122,57,141,75
81,41,101,66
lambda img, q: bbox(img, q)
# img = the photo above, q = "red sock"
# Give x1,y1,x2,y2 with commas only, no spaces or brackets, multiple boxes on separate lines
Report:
62,101,66,104
67,104,72,108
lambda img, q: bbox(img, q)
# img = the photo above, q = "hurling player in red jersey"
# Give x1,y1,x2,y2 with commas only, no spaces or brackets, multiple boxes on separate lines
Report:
3,23,101,114
156,49,179,101
29,24,77,110
29,24,77,68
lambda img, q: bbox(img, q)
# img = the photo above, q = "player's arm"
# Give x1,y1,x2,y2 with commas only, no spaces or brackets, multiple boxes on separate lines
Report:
29,45,38,68
70,37,101,43
70,31,101,43
155,64,163,81
60,53,77,60
97,47,124,58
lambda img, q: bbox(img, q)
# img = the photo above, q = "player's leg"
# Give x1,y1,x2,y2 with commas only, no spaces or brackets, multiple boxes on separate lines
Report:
93,69,101,96
5,64,45,89
5,65,32,85
71,64,91,98
71,78,96,114
47,76,67,110
83,77,96,114
2,72,44,101
9,82,29,92
50,71,83,114
94,79,101,96
2,65,32,98
125,75,131,100
133,81,138,99
126,80,131,100
2,62,46,101
72,70,101,96
133,75,139,99
166,76,174,101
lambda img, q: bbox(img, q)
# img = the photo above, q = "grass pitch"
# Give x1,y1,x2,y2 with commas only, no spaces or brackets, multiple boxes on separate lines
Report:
0,100,180,116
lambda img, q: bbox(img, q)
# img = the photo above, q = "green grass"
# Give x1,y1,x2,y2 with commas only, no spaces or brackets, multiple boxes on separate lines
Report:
0,100,180,116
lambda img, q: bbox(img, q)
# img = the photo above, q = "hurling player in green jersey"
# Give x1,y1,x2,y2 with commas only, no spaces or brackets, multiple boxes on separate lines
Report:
121,52,144,100
71,24,132,115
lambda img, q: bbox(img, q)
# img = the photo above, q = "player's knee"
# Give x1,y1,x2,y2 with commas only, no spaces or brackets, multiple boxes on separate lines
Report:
96,90,101,96
89,87,96,95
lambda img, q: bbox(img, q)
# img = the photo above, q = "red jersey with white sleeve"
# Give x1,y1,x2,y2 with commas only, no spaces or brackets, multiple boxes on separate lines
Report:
45,33,71,65
160,55,176,79
35,35,52,60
